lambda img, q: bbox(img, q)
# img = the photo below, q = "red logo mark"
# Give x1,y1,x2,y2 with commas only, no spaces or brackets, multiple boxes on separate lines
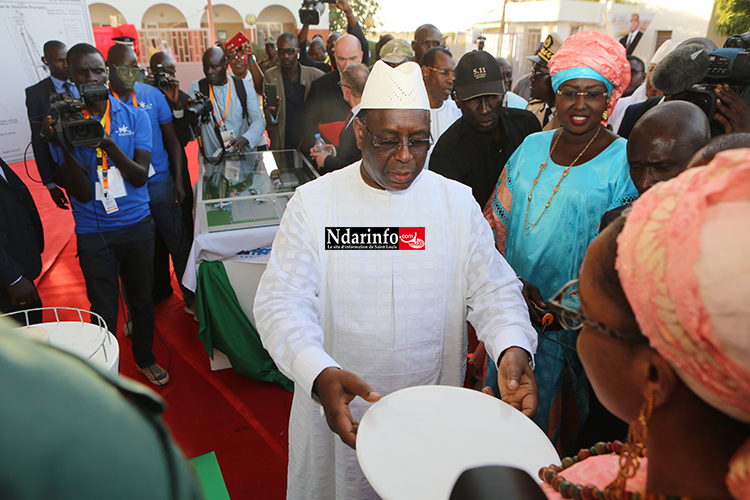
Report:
398,227,425,250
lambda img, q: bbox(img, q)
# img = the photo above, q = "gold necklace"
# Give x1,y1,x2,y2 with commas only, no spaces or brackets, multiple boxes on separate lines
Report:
523,127,601,236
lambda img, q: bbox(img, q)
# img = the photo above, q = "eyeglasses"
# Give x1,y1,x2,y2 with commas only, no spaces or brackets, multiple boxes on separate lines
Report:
112,64,140,79
532,68,549,77
277,48,298,56
547,279,650,345
426,66,455,78
556,89,609,101
362,122,433,156
337,81,351,90
417,39,443,48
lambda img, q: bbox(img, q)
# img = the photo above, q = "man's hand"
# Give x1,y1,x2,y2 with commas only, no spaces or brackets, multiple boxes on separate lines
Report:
309,145,334,169
313,367,382,449
49,186,69,209
165,77,181,107
7,277,39,307
519,278,546,326
229,136,250,154
42,115,60,145
241,41,254,58
173,181,186,204
263,94,280,119
334,0,352,14
497,347,537,418
715,84,750,133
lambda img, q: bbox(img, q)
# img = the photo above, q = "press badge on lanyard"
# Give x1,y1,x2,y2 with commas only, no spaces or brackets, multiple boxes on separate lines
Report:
210,83,235,149
85,101,124,214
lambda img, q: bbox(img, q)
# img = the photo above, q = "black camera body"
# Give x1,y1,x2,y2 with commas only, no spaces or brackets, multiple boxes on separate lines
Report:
299,0,334,26
186,92,213,121
152,63,171,91
675,32,750,128
48,84,109,147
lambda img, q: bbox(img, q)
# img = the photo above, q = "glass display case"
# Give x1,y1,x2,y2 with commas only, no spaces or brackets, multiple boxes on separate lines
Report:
196,149,319,233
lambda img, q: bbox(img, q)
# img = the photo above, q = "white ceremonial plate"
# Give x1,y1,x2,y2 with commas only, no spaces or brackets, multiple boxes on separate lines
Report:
356,385,560,500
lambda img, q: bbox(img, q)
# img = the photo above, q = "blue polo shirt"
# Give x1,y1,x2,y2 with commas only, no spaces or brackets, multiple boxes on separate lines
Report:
51,95,152,234
113,82,173,185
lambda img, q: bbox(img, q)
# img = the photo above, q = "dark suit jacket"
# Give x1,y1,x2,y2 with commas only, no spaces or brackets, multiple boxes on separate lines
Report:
25,77,62,186
619,31,643,56
430,108,542,207
300,70,350,152
321,118,360,174
617,96,661,139
0,158,44,287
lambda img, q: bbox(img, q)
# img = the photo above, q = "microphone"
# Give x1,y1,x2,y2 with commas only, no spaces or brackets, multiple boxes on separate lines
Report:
651,43,711,95
538,313,576,352
540,313,554,335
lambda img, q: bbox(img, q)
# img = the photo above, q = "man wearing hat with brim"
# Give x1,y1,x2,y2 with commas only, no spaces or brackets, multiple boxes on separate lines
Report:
379,38,414,66
259,36,279,73
430,50,541,207
477,35,486,51
254,60,538,499
526,32,563,130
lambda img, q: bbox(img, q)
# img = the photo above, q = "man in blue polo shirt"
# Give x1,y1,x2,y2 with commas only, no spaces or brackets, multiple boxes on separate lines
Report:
43,43,169,386
106,44,194,314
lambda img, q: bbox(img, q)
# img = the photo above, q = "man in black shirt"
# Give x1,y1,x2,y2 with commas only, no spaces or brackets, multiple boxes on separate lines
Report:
430,51,540,207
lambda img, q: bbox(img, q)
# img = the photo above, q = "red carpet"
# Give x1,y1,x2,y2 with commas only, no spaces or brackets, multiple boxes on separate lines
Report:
11,142,292,499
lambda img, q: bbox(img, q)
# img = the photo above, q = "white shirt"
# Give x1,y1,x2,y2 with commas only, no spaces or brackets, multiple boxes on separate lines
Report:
254,163,537,499
610,82,648,134
425,99,462,169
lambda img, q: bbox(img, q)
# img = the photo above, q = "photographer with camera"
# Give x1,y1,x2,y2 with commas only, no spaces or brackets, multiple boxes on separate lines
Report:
189,47,265,159
148,51,199,304
105,44,194,317
41,43,169,386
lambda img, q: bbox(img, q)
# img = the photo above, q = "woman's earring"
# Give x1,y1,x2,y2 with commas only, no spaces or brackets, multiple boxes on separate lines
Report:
602,110,609,120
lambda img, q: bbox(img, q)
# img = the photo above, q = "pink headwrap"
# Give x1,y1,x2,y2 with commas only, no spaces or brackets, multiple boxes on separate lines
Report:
548,31,630,124
616,148,750,500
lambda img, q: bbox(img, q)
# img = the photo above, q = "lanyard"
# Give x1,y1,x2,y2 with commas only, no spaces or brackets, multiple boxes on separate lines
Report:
110,83,138,107
83,101,112,187
209,82,232,127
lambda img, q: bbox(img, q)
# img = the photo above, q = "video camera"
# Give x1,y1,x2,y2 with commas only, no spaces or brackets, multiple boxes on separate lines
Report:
675,32,750,124
48,84,109,147
151,63,171,91
299,0,335,26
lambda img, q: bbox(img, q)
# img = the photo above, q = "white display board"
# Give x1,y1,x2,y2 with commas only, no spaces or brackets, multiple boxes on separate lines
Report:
0,0,93,164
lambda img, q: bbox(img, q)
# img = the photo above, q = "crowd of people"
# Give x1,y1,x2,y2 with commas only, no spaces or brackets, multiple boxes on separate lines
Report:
2,2,750,498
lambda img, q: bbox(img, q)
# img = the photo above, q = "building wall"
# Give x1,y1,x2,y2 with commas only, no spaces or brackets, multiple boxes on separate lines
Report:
475,0,716,68
87,0,326,36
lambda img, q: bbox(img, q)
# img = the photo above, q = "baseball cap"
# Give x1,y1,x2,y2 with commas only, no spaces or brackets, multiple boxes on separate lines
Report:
380,39,414,65
265,36,277,45
453,50,505,101
527,33,563,68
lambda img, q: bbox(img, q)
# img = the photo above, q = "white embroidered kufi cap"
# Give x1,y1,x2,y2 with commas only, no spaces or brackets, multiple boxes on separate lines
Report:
650,39,674,66
359,61,430,111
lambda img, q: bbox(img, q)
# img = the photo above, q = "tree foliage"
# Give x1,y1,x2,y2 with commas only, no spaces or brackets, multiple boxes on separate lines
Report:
715,0,750,37
329,0,382,35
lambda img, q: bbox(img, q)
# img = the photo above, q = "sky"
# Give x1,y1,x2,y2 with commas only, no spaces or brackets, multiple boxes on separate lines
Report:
373,1,496,33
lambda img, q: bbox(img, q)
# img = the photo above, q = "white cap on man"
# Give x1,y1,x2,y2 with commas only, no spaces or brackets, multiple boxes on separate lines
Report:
359,61,431,111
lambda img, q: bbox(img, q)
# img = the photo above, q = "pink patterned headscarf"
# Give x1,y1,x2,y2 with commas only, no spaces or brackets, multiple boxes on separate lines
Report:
616,148,750,500
548,31,630,124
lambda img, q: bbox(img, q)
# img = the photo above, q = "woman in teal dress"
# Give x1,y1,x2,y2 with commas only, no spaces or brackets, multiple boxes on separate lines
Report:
485,31,637,454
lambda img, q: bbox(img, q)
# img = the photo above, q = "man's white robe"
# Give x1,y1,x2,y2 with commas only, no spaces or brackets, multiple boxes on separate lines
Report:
254,163,537,500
